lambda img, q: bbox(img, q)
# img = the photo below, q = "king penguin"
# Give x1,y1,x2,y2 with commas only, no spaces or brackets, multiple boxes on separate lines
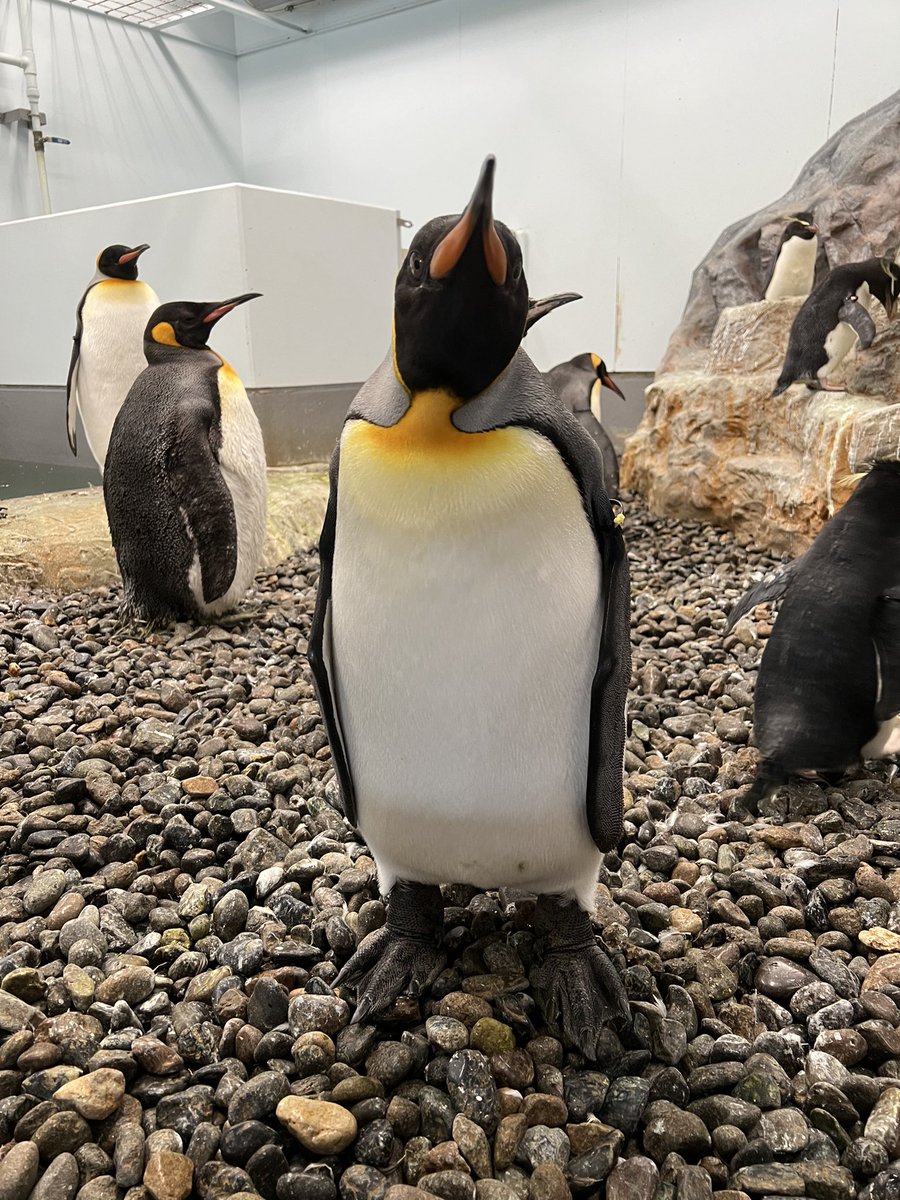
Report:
544,353,625,495
772,258,899,396
727,461,900,798
103,295,267,625
66,243,159,471
309,157,633,1059
763,212,818,301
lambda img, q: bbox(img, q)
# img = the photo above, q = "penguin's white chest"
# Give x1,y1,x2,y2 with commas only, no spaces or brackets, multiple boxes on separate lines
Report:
765,236,816,301
330,394,604,908
79,281,158,468
821,282,872,380
190,364,267,616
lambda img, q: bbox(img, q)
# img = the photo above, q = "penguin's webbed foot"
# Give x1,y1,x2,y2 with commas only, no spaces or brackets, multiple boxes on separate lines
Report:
530,894,631,1061
334,880,445,1024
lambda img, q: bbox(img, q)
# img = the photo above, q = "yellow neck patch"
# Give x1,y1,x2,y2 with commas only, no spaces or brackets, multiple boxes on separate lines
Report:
151,322,181,347
349,389,508,462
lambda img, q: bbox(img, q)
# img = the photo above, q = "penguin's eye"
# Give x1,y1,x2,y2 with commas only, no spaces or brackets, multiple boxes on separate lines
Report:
408,252,424,279
512,262,523,283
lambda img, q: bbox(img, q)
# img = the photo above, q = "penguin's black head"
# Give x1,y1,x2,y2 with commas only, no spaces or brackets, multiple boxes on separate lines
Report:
569,353,626,399
783,212,817,241
97,244,150,281
145,294,262,351
394,156,529,401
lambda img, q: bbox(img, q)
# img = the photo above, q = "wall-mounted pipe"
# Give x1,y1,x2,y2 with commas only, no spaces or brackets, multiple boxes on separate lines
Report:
0,0,51,215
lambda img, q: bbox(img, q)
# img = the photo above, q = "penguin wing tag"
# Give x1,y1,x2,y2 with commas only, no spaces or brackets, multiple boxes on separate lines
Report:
307,446,358,825
65,289,89,455
838,295,877,350
165,399,239,604
725,554,805,631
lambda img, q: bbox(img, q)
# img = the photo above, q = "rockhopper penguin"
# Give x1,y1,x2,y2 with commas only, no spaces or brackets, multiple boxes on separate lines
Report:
103,295,267,625
727,461,900,797
544,352,625,495
763,212,818,301
772,258,899,396
309,157,632,1058
66,243,160,471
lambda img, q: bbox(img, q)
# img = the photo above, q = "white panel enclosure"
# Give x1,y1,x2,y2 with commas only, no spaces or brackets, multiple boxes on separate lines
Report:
0,182,401,389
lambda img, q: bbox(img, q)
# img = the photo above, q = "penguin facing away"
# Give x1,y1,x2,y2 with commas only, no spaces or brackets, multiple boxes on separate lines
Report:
67,243,160,470
772,258,899,397
763,212,818,301
103,295,267,625
544,352,625,495
727,461,900,798
309,157,632,1059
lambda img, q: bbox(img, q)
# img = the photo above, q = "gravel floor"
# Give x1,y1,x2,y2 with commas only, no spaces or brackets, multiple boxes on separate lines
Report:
0,498,898,1200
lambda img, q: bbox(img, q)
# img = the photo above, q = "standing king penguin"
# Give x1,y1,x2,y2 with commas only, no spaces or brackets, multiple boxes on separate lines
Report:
763,213,818,301
67,243,159,470
727,461,900,797
309,157,632,1058
104,295,267,625
544,352,625,495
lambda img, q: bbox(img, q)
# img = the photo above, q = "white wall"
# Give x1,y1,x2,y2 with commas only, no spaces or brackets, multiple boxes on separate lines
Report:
0,3,240,222
236,0,900,373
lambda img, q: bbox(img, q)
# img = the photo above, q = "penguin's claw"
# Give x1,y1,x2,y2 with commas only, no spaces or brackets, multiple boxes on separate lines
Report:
335,926,446,1024
531,944,632,1061
334,880,445,1024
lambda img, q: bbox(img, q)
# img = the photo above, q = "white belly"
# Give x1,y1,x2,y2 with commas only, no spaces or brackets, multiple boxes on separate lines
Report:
79,282,159,469
765,236,816,301
862,717,900,759
191,364,268,617
331,418,604,909
820,283,871,382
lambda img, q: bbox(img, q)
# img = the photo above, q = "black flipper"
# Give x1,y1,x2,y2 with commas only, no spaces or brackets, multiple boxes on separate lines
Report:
837,295,877,350
66,287,90,455
726,555,804,631
873,592,900,722
165,396,238,605
307,447,358,825
334,880,445,1023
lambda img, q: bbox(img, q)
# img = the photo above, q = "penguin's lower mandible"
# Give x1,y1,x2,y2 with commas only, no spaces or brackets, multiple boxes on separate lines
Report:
309,157,634,1061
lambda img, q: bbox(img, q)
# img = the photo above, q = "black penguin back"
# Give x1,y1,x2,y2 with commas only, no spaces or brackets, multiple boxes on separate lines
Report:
755,463,900,773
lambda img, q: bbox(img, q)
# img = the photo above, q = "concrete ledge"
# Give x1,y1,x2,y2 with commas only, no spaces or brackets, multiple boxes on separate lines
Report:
0,466,329,595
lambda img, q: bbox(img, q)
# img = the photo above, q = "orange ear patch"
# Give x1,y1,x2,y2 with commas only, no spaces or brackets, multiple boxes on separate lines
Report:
151,322,181,347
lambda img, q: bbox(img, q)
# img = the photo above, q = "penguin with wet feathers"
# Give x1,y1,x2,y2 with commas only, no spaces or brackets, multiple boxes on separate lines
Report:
544,352,625,494
67,243,159,470
763,212,818,301
309,156,632,1059
727,461,900,798
772,257,899,396
104,294,267,625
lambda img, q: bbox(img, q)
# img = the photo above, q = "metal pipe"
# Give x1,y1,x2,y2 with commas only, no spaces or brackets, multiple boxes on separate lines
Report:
16,0,51,214
203,0,309,33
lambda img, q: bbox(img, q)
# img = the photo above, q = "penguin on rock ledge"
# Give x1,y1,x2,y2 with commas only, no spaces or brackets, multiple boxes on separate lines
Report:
309,156,633,1059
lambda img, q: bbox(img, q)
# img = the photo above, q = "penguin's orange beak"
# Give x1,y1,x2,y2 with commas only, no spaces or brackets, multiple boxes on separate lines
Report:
201,293,263,324
430,155,507,286
118,244,150,264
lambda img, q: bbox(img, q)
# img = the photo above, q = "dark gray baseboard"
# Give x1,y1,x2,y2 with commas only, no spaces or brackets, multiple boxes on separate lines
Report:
0,374,651,497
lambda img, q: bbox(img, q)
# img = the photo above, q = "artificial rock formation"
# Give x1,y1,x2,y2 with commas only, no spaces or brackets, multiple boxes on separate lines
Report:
622,300,900,554
624,87,900,552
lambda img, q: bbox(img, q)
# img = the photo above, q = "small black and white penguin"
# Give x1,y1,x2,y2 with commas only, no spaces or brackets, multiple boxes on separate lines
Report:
727,461,900,797
772,257,899,396
66,243,160,470
763,212,818,301
309,156,632,1059
103,295,267,625
544,353,625,495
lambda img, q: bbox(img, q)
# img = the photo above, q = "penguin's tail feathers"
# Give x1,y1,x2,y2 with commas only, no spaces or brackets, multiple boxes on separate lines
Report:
771,378,791,398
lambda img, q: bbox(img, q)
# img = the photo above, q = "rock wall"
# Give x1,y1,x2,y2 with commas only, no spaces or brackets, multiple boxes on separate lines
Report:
660,88,900,376
622,301,900,554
